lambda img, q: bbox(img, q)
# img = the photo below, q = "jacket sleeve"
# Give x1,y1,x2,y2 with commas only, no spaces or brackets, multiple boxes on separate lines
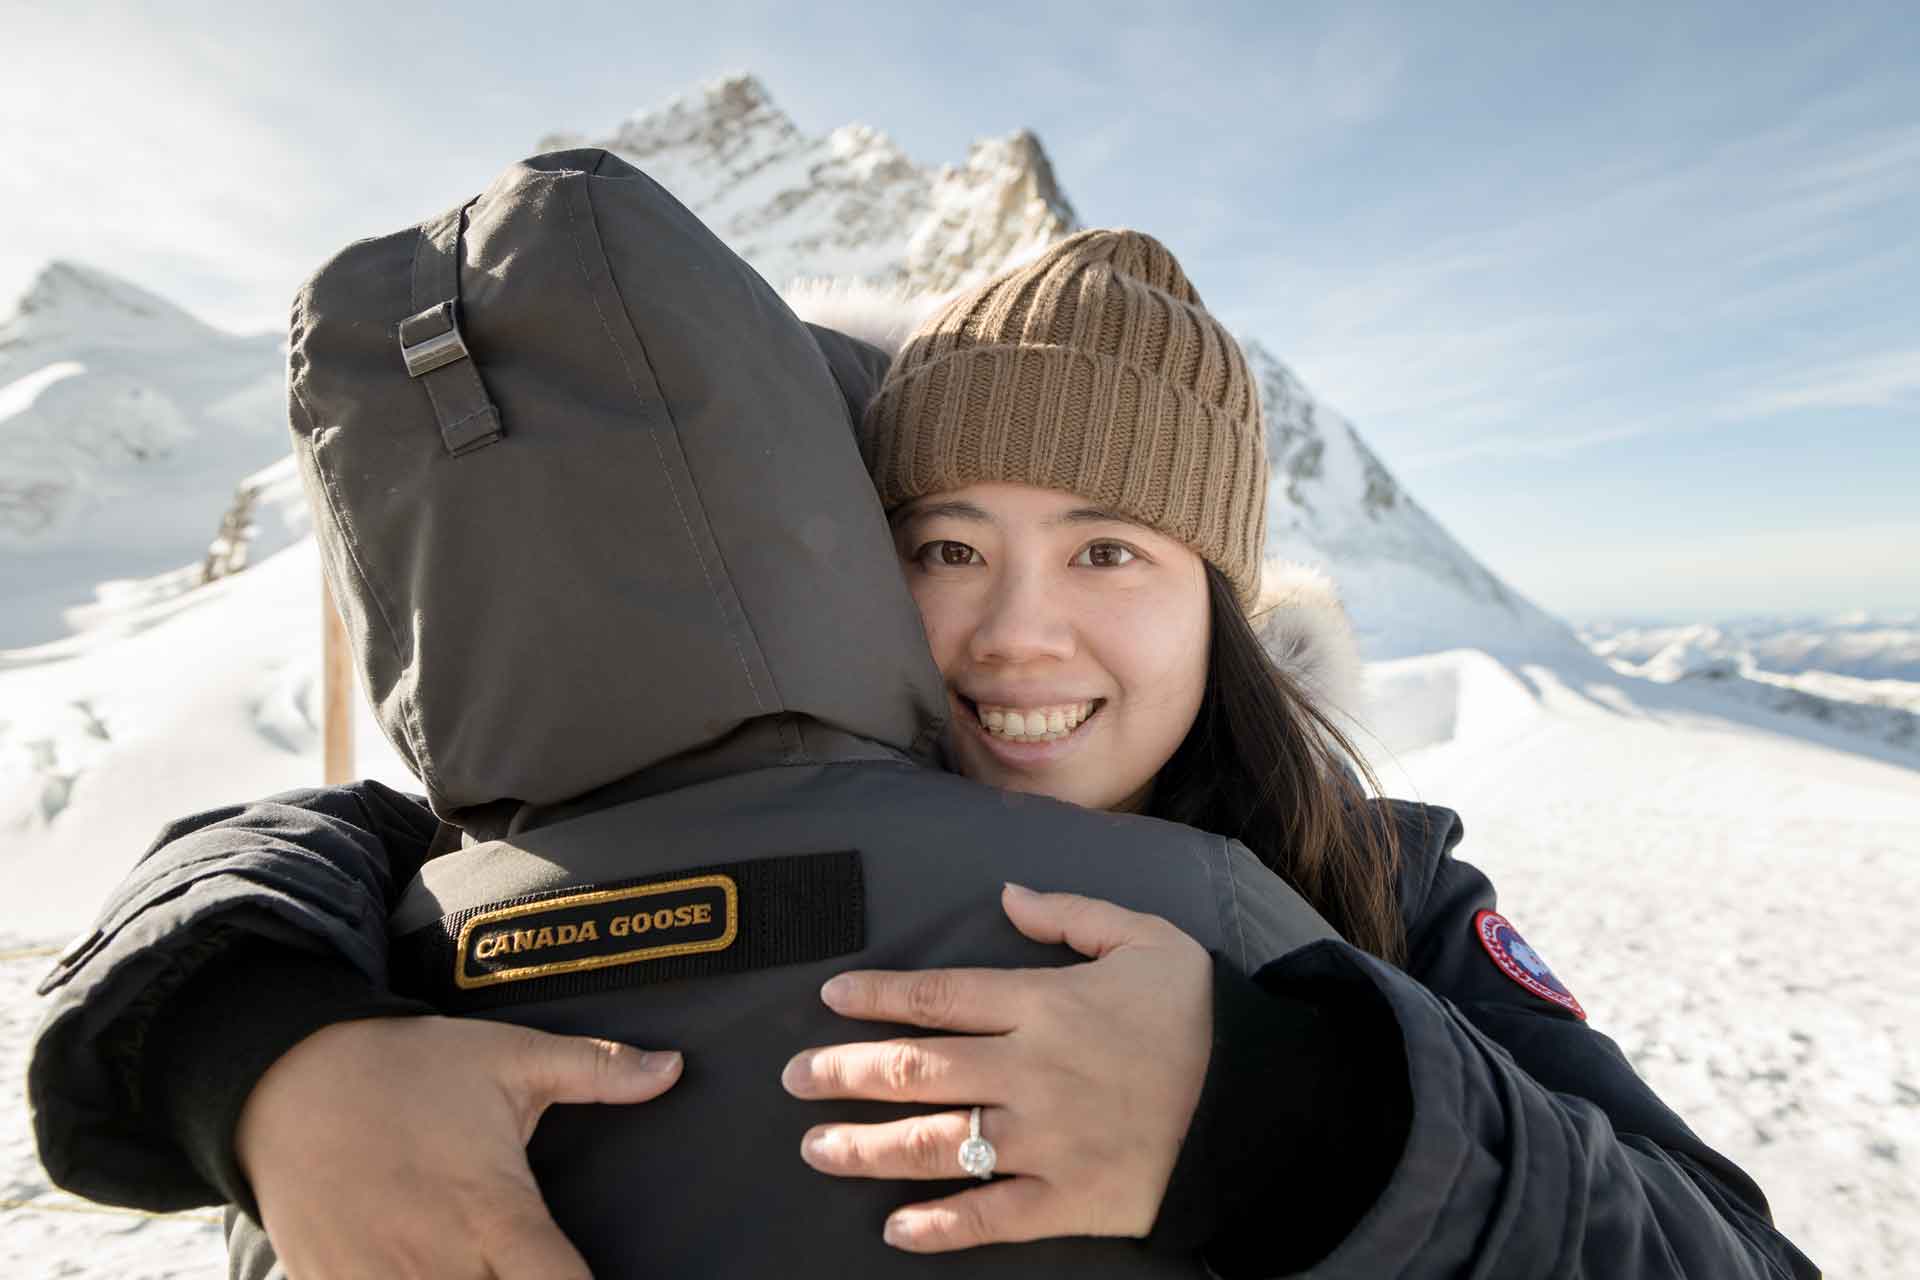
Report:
1243,804,1817,1278
27,780,438,1211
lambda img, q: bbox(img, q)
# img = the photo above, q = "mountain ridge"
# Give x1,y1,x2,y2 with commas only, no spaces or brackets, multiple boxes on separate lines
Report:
2,72,1571,666
540,73,1076,295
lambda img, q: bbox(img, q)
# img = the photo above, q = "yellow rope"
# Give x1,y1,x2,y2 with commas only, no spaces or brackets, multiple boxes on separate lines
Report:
0,945,62,964
0,1195,223,1225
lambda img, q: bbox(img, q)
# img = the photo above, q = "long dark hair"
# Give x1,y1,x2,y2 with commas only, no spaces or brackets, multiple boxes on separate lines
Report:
1146,564,1405,965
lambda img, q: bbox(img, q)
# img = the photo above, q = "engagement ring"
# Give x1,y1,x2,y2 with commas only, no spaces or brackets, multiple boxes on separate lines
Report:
957,1106,996,1179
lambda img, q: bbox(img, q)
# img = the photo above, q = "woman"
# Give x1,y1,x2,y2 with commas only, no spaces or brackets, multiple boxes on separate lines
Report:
763,233,1415,1262
32,222,1814,1278
751,233,1812,1273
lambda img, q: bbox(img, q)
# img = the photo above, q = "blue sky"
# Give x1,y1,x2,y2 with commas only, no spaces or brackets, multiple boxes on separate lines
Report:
5,0,1915,622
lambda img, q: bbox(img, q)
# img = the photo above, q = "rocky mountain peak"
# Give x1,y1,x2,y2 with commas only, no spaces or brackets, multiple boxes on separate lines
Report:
1246,340,1406,521
1247,340,1330,512
1239,339,1557,654
542,76,1077,294
906,128,1077,294
588,73,798,162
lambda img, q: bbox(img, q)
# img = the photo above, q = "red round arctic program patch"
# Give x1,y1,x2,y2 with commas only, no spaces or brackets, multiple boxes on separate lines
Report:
1473,909,1586,1020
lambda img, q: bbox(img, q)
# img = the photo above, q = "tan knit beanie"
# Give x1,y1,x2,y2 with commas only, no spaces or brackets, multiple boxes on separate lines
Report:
860,228,1267,608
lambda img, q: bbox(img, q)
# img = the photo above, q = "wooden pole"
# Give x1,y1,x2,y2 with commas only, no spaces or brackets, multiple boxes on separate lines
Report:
322,575,354,784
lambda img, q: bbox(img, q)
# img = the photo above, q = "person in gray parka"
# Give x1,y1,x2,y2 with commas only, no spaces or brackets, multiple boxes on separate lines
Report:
31,149,1816,1279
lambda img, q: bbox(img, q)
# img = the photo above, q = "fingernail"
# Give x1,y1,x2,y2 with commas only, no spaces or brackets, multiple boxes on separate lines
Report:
820,974,852,1006
781,1053,813,1095
1003,881,1033,898
800,1128,834,1165
883,1215,909,1247
639,1050,682,1074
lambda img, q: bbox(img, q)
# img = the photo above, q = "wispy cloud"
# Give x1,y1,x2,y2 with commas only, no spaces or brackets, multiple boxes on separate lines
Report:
1225,81,1920,468
1721,348,1920,417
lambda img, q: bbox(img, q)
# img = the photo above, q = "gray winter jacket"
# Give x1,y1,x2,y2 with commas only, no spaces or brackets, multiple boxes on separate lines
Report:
29,149,1815,1278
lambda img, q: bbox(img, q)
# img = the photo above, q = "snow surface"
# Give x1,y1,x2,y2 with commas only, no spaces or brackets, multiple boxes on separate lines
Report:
3,538,1916,1277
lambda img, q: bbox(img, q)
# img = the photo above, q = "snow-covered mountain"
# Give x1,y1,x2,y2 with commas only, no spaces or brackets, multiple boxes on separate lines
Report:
539,74,1076,296
0,262,293,647
2,74,1568,667
1252,348,1578,661
1578,615,1920,759
1585,615,1920,683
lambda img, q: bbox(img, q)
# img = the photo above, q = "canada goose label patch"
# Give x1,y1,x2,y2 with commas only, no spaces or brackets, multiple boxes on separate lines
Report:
457,875,737,990
391,851,864,1010
1473,909,1586,1020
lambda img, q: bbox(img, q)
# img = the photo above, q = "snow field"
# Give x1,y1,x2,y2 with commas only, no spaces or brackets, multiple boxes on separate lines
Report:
1369,651,1920,1279
0,538,412,939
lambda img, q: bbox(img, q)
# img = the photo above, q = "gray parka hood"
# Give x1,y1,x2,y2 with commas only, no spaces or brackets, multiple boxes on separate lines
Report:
289,149,949,829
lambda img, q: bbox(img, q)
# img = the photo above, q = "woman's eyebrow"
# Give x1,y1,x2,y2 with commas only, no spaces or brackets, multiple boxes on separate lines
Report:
1050,506,1150,529
890,499,995,528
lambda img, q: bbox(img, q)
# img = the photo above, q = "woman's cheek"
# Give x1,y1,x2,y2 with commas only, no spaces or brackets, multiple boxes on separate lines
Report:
1117,587,1207,691
1113,579,1209,750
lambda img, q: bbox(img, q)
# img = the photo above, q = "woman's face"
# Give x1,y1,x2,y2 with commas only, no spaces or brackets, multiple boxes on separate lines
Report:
891,482,1211,812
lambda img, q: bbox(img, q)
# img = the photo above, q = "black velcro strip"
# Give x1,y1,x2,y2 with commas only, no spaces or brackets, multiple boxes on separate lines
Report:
390,851,863,1012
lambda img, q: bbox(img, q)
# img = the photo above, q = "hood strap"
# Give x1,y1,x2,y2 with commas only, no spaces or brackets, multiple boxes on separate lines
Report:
400,200,503,457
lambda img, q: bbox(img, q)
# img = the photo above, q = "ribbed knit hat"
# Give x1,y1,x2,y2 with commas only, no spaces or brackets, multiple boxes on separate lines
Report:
860,228,1267,607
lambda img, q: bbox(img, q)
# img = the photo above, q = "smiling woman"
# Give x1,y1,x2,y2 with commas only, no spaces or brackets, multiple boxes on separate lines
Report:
893,483,1211,813
772,228,1813,1270
858,230,1405,964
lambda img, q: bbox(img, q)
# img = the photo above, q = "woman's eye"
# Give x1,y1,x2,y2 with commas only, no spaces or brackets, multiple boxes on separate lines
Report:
1074,541,1137,568
914,540,982,567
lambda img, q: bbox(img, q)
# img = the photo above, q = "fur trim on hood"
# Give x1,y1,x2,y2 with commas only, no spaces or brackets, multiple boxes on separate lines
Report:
782,278,958,357
781,277,1367,727
1251,560,1365,728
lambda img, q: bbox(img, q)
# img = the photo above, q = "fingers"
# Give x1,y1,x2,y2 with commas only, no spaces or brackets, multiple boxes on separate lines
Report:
801,1107,1023,1181
820,965,1027,1032
882,1177,1060,1253
999,881,1169,959
782,1035,1003,1103
515,1029,683,1113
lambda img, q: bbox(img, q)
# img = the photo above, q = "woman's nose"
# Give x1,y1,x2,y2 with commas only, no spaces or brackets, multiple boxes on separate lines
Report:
967,567,1076,665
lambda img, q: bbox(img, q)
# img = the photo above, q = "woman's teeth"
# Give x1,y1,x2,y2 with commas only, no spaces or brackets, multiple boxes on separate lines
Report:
976,700,1097,741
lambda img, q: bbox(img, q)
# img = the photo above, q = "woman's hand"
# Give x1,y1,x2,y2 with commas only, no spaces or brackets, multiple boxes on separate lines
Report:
781,882,1213,1253
235,1015,683,1279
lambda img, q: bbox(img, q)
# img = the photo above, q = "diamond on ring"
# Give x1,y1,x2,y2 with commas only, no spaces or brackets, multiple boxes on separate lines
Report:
958,1106,997,1179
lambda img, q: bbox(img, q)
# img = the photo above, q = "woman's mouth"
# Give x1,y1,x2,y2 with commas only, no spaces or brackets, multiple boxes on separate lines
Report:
960,697,1104,743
